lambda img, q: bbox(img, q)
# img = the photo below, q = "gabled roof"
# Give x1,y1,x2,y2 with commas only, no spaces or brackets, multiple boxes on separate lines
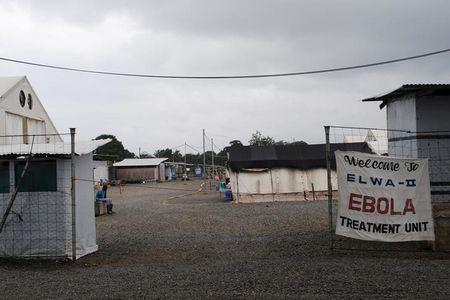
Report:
362,84,450,109
0,76,24,98
0,139,111,157
0,76,62,142
114,158,168,167
228,143,373,172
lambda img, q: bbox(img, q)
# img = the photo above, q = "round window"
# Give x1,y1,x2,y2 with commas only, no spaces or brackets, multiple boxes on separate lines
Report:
27,94,33,109
19,90,26,107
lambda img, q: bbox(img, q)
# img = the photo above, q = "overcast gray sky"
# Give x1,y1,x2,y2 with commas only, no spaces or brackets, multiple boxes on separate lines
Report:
0,0,449,154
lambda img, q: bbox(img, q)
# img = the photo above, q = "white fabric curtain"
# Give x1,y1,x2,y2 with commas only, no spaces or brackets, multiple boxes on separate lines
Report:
5,113,23,144
27,118,46,144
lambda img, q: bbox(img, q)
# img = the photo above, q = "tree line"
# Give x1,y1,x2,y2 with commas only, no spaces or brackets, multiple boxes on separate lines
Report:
94,131,307,165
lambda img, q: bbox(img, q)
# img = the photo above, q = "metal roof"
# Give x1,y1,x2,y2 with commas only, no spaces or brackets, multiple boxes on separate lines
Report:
0,139,111,156
114,158,168,167
0,76,24,98
362,84,450,109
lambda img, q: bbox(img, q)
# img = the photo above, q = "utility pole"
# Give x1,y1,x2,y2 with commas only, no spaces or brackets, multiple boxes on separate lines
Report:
202,129,206,178
139,147,141,158
70,128,76,261
211,138,215,179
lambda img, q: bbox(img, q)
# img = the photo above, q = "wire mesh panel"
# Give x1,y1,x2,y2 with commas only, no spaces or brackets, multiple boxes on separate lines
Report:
325,126,450,252
0,132,75,259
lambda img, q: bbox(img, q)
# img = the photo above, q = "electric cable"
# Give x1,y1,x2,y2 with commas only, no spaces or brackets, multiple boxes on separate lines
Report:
0,48,448,79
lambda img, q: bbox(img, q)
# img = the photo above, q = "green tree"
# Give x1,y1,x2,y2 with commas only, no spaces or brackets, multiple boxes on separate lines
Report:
185,153,201,165
94,134,135,161
249,131,275,146
154,148,182,162
214,149,228,166
139,151,153,158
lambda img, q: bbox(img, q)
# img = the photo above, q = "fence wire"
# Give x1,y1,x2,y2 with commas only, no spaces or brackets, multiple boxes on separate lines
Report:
0,132,75,260
325,126,450,252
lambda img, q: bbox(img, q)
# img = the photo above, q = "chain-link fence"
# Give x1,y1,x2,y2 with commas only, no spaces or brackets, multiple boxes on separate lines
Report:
0,131,77,260
325,125,450,252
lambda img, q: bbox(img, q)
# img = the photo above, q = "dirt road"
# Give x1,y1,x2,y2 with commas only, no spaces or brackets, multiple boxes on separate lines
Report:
1,180,449,299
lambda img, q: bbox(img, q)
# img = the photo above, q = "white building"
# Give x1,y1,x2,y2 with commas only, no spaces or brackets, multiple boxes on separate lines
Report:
363,84,450,202
0,76,110,259
0,76,61,144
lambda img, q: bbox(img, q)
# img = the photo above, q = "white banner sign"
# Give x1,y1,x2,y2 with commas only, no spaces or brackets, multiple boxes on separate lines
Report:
335,151,435,242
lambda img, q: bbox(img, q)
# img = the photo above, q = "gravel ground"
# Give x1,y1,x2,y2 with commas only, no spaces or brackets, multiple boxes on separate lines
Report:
1,179,450,299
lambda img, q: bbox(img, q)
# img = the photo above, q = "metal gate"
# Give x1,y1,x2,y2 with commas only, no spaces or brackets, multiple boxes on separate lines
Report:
325,125,450,252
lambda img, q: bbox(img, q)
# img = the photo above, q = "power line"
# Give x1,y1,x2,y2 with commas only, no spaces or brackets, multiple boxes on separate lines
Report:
212,142,224,152
0,48,449,79
185,143,201,153
170,144,185,150
207,132,235,140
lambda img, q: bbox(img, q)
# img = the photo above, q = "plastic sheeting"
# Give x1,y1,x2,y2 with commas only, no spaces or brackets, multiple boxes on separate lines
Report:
228,143,373,172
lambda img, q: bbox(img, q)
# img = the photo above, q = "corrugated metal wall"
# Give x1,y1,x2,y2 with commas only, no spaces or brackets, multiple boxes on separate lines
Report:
116,167,156,182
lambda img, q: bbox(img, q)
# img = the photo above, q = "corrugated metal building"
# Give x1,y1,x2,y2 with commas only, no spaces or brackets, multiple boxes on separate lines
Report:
363,84,450,202
114,158,168,183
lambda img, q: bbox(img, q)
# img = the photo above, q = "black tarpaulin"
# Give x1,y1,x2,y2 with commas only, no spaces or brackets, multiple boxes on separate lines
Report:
228,143,373,171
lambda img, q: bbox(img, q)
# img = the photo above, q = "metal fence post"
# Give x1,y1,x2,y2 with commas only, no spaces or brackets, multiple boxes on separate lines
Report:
324,126,333,252
70,128,76,261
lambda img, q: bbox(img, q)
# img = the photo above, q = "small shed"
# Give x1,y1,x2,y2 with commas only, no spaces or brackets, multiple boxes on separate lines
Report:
228,143,372,203
0,75,111,259
114,158,168,183
363,84,450,201
0,139,110,259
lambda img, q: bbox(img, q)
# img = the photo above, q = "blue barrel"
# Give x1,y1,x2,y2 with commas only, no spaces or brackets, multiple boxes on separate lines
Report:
224,189,233,200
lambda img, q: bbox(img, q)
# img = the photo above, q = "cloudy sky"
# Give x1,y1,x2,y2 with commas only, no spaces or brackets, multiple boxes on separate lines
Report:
0,0,449,154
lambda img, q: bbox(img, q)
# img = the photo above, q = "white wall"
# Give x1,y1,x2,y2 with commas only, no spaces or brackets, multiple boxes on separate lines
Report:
387,95,418,158
74,153,97,258
93,160,109,183
229,167,337,196
386,95,417,132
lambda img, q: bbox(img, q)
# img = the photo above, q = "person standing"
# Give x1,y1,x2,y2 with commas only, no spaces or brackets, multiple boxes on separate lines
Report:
102,182,108,198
